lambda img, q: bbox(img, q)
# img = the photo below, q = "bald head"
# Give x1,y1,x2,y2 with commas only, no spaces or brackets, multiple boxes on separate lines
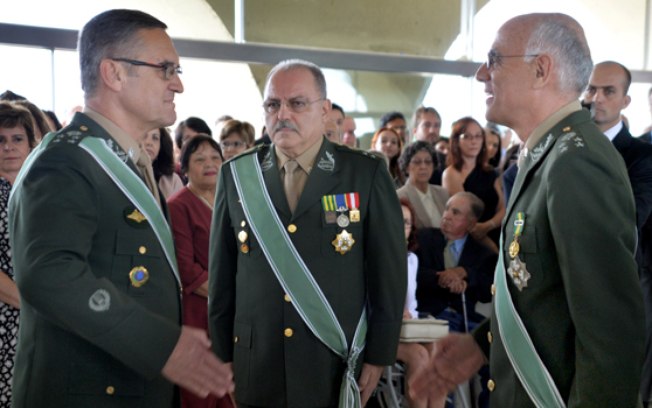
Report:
476,13,593,138
518,13,593,96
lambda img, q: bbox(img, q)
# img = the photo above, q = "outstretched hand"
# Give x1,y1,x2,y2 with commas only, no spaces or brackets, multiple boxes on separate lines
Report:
409,333,486,401
162,326,234,398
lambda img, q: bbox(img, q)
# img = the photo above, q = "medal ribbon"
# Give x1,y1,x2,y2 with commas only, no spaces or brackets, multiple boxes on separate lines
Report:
322,195,337,212
513,212,525,238
335,194,348,211
346,192,360,209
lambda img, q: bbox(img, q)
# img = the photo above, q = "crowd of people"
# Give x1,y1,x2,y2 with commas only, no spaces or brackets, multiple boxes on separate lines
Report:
1,7,652,408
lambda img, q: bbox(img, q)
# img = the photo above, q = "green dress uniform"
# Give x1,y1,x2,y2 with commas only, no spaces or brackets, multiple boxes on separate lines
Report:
209,138,406,407
9,113,182,408
474,106,645,407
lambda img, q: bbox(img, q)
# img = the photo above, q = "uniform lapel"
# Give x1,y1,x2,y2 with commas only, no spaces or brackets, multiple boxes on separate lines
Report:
505,133,556,223
292,139,340,221
260,146,292,220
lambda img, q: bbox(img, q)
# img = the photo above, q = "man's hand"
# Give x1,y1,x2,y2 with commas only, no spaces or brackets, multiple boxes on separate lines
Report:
358,363,384,406
437,268,467,293
162,326,234,398
409,333,486,401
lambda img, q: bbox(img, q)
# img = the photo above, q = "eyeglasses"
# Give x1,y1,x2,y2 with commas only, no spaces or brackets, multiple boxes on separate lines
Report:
111,57,182,80
262,98,324,114
221,140,246,149
460,133,483,141
485,50,539,70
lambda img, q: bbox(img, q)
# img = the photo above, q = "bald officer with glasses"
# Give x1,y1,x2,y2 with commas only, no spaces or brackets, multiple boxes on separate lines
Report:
9,9,233,408
209,59,406,408
412,13,644,408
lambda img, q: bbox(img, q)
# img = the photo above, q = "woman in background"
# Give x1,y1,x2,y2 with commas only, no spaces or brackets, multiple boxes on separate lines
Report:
142,127,184,199
397,198,444,408
397,141,449,229
0,101,38,405
167,135,232,408
219,119,255,161
370,127,404,187
442,116,504,250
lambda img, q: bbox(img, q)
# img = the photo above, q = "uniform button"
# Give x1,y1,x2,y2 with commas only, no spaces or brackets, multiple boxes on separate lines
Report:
491,284,496,296
138,246,147,254
487,379,495,392
284,328,294,337
80,125,89,131
284,294,291,303
287,224,297,233
487,331,493,344
234,336,239,344
241,220,246,227
106,385,115,395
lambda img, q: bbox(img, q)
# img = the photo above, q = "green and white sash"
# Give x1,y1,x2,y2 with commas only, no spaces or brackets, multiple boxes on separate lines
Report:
11,133,180,284
231,154,367,408
494,236,565,408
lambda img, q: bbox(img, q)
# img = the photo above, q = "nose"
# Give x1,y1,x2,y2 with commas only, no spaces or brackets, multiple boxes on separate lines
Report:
170,73,184,93
475,63,489,82
277,102,292,120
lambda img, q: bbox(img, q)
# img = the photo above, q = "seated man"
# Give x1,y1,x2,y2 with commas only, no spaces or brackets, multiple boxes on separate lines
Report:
416,192,496,332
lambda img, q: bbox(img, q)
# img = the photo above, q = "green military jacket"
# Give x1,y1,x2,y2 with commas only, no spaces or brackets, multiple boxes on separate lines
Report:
209,138,406,407
475,109,645,407
9,113,182,407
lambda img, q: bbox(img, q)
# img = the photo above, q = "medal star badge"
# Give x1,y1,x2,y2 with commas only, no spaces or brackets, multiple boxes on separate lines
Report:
508,257,531,291
332,229,355,255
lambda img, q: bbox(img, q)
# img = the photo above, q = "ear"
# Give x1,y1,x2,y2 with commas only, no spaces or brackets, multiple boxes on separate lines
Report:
623,94,632,110
532,54,553,89
320,98,332,123
99,59,124,92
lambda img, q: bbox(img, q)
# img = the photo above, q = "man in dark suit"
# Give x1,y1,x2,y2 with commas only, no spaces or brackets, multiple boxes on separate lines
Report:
416,192,496,331
584,60,652,407
413,13,644,407
209,59,406,407
8,9,232,408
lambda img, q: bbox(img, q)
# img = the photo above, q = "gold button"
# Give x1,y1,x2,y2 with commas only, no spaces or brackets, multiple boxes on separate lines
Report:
138,246,147,254
234,336,239,343
562,126,571,132
487,331,493,344
491,284,496,296
106,385,115,395
487,379,495,392
80,125,88,131
241,220,246,227
287,224,297,233
284,294,291,303
284,328,294,337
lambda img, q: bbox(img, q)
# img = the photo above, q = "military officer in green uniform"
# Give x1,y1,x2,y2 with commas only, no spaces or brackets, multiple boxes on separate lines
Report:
412,13,645,407
9,9,232,408
209,60,406,407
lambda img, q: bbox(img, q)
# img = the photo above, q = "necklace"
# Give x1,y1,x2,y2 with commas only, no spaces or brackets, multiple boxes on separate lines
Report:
188,185,215,210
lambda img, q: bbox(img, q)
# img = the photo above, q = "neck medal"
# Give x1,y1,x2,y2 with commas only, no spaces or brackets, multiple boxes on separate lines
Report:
507,212,530,291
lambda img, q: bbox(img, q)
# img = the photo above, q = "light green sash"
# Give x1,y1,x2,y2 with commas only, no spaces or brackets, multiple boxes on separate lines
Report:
494,236,565,408
11,133,180,285
231,154,367,408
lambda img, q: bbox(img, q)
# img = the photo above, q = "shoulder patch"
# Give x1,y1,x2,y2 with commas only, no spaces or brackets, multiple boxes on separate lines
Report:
556,131,585,154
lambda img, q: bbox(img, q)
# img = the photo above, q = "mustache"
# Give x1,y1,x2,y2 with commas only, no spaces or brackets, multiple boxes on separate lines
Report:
274,120,298,132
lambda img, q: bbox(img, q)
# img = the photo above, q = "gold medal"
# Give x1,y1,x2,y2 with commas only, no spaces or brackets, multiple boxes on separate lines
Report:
350,209,360,223
238,230,248,243
332,229,355,255
508,256,531,291
509,240,520,259
129,266,149,288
